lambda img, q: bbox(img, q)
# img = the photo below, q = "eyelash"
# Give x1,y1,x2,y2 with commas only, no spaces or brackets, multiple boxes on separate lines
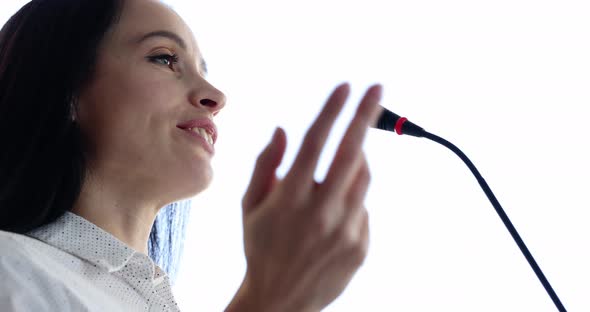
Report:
148,53,179,70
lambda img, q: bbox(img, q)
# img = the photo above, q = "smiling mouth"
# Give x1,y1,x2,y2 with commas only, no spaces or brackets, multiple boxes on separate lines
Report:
176,118,218,145
184,127,213,145
179,127,215,155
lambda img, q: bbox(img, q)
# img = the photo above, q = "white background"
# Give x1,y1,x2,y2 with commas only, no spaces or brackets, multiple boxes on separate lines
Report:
2,0,588,311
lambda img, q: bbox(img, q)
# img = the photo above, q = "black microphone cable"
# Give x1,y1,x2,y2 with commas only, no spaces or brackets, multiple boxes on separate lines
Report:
372,107,567,312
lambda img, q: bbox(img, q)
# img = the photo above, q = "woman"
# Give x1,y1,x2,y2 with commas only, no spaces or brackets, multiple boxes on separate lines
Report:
0,0,383,311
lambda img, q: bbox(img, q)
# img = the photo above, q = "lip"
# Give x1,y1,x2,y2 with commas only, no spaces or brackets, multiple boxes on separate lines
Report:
176,118,218,145
180,128,215,155
177,118,217,156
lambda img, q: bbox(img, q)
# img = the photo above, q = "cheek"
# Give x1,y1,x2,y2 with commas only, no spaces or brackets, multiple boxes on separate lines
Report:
108,72,171,117
78,66,181,162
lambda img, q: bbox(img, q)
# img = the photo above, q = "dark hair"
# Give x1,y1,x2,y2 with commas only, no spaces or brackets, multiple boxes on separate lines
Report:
0,0,190,284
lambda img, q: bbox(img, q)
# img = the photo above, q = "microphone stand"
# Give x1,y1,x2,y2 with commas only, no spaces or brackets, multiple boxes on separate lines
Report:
372,108,567,312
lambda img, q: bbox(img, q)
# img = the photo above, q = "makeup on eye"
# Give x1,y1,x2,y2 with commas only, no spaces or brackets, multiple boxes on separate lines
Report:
147,53,179,70
146,49,207,77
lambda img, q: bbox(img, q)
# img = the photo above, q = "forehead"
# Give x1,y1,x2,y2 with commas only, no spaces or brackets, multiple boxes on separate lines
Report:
111,0,201,55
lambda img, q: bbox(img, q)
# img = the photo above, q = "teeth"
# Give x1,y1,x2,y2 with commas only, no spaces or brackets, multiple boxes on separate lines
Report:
189,127,213,145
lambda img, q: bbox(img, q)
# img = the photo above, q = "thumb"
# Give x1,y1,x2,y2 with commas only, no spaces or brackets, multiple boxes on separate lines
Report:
242,127,286,215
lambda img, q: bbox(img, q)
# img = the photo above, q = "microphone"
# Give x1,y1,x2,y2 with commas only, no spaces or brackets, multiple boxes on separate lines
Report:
370,106,567,312
372,106,425,137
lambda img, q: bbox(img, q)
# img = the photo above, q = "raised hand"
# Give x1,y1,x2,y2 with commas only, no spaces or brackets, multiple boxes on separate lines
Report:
227,83,383,312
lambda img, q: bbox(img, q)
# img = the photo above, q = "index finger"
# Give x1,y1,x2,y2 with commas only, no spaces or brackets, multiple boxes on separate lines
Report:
320,84,383,198
283,83,350,192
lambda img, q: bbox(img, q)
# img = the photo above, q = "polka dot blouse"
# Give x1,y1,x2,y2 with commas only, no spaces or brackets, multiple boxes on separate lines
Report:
0,211,181,311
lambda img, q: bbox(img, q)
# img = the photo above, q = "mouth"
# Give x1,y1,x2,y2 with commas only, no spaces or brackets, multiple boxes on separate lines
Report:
181,127,214,145
178,127,215,155
176,118,217,145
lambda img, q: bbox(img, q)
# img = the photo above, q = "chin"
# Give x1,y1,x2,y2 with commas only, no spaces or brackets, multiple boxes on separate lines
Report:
166,160,213,199
178,174,213,199
171,184,207,203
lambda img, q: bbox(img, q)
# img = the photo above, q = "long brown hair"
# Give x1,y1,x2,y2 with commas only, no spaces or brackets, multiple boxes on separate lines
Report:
0,0,189,284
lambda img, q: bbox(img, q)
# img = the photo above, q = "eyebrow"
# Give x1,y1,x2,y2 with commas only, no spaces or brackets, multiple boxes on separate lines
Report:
136,30,208,75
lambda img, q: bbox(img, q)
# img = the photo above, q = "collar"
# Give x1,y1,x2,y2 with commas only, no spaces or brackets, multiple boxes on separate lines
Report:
25,211,174,304
26,211,151,274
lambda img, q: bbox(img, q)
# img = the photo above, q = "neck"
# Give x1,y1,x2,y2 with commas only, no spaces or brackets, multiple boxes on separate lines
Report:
71,170,167,255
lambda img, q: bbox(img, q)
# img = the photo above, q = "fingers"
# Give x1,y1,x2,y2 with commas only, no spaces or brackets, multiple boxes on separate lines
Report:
339,207,370,268
315,153,370,265
283,83,350,192
317,207,370,274
345,151,371,208
320,84,383,199
318,151,369,240
358,209,370,263
242,127,287,214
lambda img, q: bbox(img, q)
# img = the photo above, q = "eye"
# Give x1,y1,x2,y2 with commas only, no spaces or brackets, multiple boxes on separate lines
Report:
148,53,179,70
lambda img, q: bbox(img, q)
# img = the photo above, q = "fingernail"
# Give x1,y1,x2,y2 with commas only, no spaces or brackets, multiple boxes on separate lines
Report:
266,127,279,150
370,85,384,121
337,82,350,95
372,84,383,100
271,127,280,141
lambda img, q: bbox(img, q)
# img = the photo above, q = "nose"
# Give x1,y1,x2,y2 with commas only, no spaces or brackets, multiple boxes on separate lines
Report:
190,81,226,116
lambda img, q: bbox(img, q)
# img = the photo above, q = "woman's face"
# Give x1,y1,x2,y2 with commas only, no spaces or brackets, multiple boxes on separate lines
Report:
76,0,225,203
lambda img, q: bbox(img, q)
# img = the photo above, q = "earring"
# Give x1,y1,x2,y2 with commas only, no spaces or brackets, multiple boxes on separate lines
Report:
70,98,78,122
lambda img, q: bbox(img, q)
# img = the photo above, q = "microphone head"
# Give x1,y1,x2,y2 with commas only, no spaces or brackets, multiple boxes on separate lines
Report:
372,105,425,137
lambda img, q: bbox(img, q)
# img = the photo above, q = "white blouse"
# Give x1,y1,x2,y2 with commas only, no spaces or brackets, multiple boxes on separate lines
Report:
0,211,182,311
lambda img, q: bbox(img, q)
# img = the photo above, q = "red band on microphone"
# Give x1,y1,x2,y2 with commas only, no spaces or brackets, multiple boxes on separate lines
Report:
395,117,407,135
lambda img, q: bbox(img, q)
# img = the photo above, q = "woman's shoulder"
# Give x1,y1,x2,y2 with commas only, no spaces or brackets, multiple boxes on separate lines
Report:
0,230,73,310
0,229,35,252
0,229,62,278
0,229,45,269
0,229,45,256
